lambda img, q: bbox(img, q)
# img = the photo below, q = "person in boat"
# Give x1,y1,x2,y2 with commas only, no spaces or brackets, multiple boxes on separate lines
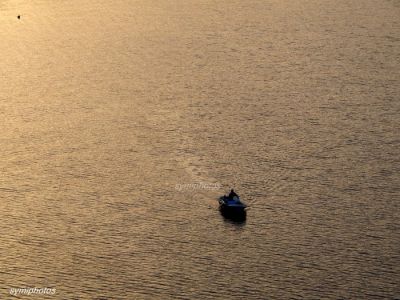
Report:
228,189,239,200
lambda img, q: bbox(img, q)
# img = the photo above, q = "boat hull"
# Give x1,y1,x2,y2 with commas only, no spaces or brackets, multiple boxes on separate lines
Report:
219,196,247,220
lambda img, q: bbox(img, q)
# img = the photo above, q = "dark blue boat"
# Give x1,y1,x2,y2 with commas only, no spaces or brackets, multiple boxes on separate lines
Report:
219,195,247,220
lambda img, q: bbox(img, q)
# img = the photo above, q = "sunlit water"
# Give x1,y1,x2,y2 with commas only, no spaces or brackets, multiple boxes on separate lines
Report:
1,1,399,299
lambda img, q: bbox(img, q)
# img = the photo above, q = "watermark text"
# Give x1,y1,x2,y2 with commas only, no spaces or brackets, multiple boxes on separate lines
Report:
175,182,221,191
10,287,56,296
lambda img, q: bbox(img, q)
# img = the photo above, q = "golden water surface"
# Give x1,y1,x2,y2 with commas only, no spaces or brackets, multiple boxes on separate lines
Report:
1,0,399,299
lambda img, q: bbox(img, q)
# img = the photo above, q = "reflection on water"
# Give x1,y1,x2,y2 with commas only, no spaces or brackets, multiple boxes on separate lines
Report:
220,212,247,226
0,0,399,299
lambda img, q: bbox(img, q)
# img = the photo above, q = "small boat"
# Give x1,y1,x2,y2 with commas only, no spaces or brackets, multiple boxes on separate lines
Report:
219,195,247,220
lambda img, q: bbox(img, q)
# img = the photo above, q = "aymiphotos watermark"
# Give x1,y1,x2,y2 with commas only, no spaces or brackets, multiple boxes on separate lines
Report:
9,287,56,296
175,182,221,191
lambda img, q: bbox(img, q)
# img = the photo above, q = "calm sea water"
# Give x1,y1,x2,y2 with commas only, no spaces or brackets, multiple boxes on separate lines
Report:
1,1,399,299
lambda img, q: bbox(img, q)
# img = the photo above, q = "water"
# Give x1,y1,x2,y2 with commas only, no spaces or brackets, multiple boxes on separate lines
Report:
1,1,399,299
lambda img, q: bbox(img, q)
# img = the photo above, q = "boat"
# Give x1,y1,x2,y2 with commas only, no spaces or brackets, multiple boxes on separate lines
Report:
219,195,247,220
